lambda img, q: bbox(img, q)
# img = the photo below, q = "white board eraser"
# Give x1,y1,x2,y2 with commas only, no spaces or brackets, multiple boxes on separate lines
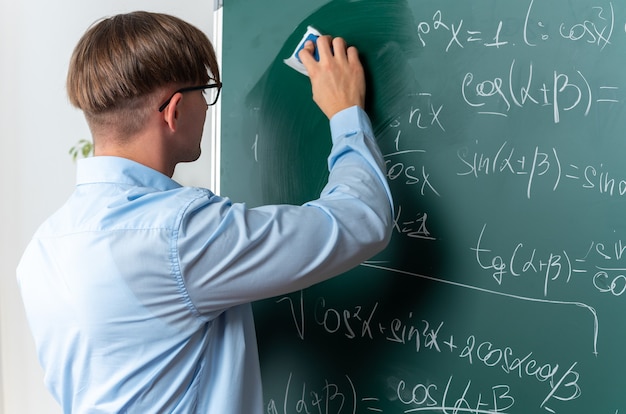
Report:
284,26,322,76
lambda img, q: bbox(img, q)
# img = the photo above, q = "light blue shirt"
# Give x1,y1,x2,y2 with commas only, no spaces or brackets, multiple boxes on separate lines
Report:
17,106,393,413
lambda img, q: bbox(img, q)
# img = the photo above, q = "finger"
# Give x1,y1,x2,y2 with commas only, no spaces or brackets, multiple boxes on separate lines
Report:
298,40,317,69
331,37,348,60
346,45,360,63
315,35,334,60
298,40,314,59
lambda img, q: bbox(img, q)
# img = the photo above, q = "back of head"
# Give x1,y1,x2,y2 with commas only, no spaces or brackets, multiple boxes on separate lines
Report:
67,11,219,136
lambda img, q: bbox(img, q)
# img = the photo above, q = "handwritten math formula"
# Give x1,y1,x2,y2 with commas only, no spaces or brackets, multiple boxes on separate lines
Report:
415,1,616,52
270,288,583,413
387,116,626,200
265,371,518,414
409,1,623,123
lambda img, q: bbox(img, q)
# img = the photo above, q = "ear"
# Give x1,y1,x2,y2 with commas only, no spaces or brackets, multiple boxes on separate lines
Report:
162,93,184,132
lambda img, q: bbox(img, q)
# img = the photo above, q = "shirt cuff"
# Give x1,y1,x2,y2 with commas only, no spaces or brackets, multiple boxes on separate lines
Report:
329,106,374,144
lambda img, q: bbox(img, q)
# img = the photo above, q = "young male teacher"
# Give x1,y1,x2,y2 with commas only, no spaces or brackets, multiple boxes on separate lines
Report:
17,11,393,413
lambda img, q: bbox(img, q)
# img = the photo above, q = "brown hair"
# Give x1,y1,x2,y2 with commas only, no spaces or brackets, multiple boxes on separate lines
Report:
67,11,219,135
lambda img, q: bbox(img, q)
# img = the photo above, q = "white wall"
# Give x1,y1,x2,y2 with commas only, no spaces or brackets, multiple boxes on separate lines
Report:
0,2,217,413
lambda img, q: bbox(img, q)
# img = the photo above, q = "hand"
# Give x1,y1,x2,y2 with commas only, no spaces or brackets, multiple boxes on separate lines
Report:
298,35,366,119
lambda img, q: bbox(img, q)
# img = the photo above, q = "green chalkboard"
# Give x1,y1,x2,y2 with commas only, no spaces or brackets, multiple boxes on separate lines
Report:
220,1,626,412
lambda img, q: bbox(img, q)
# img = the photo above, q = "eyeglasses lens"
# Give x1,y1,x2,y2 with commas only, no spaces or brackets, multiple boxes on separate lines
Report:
205,86,219,106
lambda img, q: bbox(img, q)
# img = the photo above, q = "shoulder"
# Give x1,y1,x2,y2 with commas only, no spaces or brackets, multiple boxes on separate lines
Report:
37,185,225,237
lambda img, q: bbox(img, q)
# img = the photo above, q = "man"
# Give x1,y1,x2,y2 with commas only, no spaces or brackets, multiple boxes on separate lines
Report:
17,11,393,413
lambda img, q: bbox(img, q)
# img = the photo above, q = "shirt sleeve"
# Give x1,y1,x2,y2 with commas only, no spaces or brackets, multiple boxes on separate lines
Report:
177,106,394,319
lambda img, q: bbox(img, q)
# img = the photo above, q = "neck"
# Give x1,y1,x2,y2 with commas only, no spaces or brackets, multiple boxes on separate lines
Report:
93,129,176,177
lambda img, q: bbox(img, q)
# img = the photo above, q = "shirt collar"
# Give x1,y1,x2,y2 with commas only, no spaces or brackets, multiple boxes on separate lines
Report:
76,156,182,191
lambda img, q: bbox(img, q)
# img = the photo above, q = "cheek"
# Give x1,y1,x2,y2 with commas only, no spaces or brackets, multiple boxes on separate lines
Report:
196,113,207,136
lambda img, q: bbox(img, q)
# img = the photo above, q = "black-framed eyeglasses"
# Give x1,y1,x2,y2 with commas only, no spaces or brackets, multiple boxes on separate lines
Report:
158,82,222,112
